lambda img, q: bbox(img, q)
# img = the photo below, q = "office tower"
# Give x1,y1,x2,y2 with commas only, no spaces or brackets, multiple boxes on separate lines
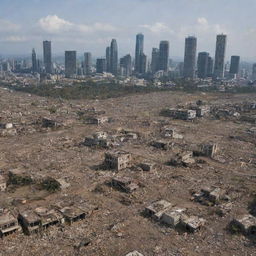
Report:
252,64,256,80
32,48,37,73
197,52,209,79
65,51,76,78
110,39,118,75
84,52,92,75
140,53,147,74
151,48,159,74
158,41,169,72
229,56,240,75
43,40,52,74
214,34,227,79
183,36,197,79
120,54,132,77
135,33,144,73
96,58,106,73
106,46,111,72
207,56,213,77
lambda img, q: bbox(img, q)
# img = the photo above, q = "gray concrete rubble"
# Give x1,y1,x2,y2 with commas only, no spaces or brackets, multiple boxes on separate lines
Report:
0,175,7,192
145,200,173,220
125,251,144,256
169,151,195,167
161,108,197,120
162,127,184,139
180,215,206,233
86,116,109,125
192,143,218,158
161,207,186,227
138,162,156,172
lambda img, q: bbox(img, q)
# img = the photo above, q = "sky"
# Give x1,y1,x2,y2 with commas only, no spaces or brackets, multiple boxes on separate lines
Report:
0,0,256,61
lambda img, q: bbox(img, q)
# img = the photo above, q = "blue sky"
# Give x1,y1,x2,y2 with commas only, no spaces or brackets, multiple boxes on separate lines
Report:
0,0,255,60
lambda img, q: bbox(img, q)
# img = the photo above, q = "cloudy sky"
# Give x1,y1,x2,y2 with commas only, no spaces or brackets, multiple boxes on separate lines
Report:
0,0,255,61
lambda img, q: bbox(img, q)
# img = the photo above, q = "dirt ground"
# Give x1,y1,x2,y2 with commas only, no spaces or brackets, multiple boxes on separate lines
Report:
0,88,256,256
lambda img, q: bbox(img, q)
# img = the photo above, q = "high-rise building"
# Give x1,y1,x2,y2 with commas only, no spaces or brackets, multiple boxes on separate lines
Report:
43,41,52,74
32,48,37,73
252,64,256,81
183,36,197,79
158,41,169,72
213,34,227,79
229,56,240,75
197,52,209,79
106,46,111,73
65,51,76,78
110,39,118,75
84,52,92,75
96,58,106,73
207,56,213,77
120,54,132,77
151,48,159,74
135,33,144,73
140,53,147,74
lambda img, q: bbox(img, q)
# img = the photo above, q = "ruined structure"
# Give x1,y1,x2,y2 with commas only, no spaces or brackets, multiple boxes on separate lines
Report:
0,209,20,238
229,214,256,236
111,176,139,193
0,175,7,192
162,108,197,120
104,151,132,171
192,143,218,158
86,116,109,125
151,140,172,150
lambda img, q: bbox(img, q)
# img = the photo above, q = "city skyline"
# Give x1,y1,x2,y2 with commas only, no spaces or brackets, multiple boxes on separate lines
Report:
0,0,256,60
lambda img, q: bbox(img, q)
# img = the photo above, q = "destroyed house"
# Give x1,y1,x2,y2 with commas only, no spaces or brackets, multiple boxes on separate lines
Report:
145,200,173,220
58,206,86,224
230,214,256,236
190,105,210,117
0,175,6,192
162,127,183,139
138,162,156,172
192,143,218,158
34,207,64,229
86,116,109,125
41,117,61,128
105,151,132,171
0,210,20,238
163,108,197,120
151,140,172,150
18,210,41,235
111,177,139,193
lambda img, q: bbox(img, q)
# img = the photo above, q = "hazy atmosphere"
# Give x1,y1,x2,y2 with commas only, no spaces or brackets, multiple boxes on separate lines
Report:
0,0,256,60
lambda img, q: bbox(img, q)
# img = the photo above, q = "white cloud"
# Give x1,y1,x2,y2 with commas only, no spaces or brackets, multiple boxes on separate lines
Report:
140,22,174,34
38,15,73,33
0,36,27,42
38,15,117,34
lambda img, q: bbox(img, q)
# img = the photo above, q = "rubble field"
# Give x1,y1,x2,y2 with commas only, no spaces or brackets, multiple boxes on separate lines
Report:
0,88,256,256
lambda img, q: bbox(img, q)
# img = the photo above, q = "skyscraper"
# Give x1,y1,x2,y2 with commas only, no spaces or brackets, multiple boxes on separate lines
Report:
96,58,106,73
65,51,76,78
151,48,159,74
140,53,147,74
158,41,169,72
252,64,256,81
84,52,92,76
43,40,52,74
197,52,209,79
135,33,144,73
183,36,197,79
32,48,37,73
229,56,240,75
110,39,118,75
106,46,111,73
120,54,132,77
207,56,213,77
213,34,227,79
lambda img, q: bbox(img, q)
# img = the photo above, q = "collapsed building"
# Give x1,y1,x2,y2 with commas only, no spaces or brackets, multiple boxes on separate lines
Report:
169,151,195,167
86,116,109,125
151,140,173,150
191,143,218,158
0,174,7,192
104,151,132,171
144,200,206,233
229,214,256,236
192,187,228,206
0,209,21,238
111,176,139,193
161,127,183,139
161,108,197,120
138,162,156,172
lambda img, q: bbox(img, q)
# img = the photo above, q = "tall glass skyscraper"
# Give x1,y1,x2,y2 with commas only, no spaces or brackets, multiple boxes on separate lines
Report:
158,41,169,72
183,36,197,79
43,40,52,74
110,39,118,75
135,33,144,73
214,34,227,79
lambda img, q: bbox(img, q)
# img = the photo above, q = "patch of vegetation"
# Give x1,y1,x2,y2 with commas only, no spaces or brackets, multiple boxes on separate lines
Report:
8,174,33,186
39,177,61,192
